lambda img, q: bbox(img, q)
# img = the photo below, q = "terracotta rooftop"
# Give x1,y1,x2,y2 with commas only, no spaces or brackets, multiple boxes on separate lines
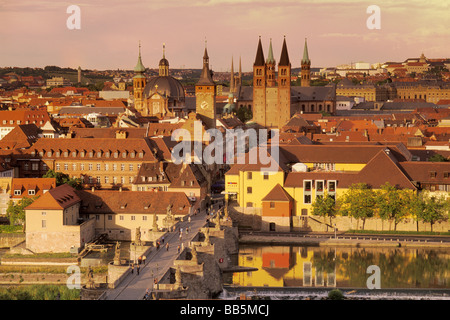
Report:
11,178,56,199
77,190,191,215
262,184,294,202
26,184,81,210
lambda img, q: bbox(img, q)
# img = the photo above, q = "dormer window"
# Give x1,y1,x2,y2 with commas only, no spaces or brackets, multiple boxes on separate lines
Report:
130,152,135,158
114,152,118,158
14,189,21,196
122,152,127,158
97,151,102,158
139,152,144,158
89,151,94,158
80,151,85,157
28,189,35,196
64,151,69,157
105,151,110,158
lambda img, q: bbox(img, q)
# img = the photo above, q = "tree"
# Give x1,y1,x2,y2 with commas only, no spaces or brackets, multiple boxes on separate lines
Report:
429,154,448,162
339,183,376,230
236,106,253,123
312,192,336,225
43,169,82,190
375,183,414,231
6,196,38,230
410,192,448,232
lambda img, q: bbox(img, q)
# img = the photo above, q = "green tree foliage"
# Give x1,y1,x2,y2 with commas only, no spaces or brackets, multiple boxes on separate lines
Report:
312,192,336,224
375,183,415,231
410,192,448,232
339,183,376,230
428,154,448,162
236,106,253,124
6,196,38,227
43,169,82,190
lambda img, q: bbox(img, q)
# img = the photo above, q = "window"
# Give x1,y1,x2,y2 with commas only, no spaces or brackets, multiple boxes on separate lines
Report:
42,212,46,216
89,164,93,170
129,164,134,171
304,180,312,192
246,202,253,207
72,163,77,171
430,171,437,178
270,202,275,208
64,163,68,171
316,180,324,192
97,164,101,171
72,151,77,157
113,164,117,171
143,216,147,221
263,172,269,180
444,172,449,178
247,172,252,180
96,215,100,221
247,187,252,194
304,194,312,204
96,176,100,184
121,164,125,171
14,190,21,195
42,220,46,228
121,176,125,184
80,164,85,170
28,189,35,196
131,216,136,221
105,176,109,184
32,162,39,171
56,163,60,171
108,215,112,221
119,215,124,221
328,180,336,192
97,151,102,158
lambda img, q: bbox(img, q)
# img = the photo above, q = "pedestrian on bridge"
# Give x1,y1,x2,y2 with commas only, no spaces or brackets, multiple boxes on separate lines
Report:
166,243,170,251
142,255,146,265
137,264,140,275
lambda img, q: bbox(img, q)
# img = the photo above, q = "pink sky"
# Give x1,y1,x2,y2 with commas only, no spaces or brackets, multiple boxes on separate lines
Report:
0,0,449,72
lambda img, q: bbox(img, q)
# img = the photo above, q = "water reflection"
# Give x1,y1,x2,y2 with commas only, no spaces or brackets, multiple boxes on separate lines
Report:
231,245,450,289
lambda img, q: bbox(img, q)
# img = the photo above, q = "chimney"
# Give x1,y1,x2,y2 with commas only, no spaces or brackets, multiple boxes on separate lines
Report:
115,130,127,139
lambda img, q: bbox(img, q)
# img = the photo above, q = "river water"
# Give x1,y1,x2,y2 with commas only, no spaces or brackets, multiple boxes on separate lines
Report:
225,245,450,290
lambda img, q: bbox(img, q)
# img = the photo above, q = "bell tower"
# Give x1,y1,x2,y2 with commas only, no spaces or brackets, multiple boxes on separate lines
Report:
277,36,292,128
133,41,147,113
252,36,267,127
195,40,216,129
301,38,311,87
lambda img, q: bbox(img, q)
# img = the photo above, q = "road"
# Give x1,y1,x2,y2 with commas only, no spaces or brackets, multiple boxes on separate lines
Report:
104,207,215,300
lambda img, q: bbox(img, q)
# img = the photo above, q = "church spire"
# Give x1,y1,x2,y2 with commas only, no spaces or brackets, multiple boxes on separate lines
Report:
302,38,310,64
134,41,146,73
254,36,265,66
230,56,235,93
279,35,290,66
197,39,215,85
267,38,275,64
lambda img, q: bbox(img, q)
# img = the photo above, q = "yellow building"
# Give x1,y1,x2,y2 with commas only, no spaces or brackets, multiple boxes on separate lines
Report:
225,144,419,232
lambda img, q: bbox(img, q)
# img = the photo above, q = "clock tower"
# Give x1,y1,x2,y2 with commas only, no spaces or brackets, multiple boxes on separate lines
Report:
195,43,216,129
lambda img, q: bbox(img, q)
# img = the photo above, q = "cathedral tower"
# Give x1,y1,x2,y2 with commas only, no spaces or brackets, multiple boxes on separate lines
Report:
252,36,267,127
133,42,147,113
195,41,216,129
277,36,292,128
266,38,276,87
301,38,311,87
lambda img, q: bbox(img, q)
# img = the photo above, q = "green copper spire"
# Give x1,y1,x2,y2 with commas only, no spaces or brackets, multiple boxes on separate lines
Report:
267,38,275,64
302,38,310,64
134,41,146,73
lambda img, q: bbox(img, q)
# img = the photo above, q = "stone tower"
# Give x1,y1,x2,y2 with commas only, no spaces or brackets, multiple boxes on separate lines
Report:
195,41,216,129
252,36,267,127
301,38,311,87
133,42,147,113
277,36,292,128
